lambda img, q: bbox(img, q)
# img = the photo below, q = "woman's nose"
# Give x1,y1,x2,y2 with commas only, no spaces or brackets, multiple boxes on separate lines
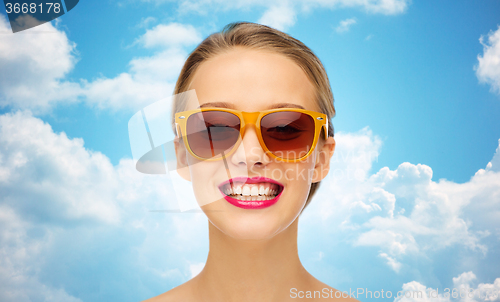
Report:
230,125,272,168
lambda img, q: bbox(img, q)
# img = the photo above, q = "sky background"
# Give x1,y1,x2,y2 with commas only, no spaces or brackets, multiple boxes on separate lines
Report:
1,0,500,301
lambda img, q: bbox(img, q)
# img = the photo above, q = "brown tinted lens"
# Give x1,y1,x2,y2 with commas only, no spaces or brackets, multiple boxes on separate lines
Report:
260,111,315,160
186,111,241,159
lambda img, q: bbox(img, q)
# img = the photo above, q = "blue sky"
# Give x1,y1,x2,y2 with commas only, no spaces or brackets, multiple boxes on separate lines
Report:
1,0,500,301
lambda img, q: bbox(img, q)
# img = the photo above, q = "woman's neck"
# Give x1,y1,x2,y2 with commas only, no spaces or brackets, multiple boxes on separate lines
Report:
193,218,313,302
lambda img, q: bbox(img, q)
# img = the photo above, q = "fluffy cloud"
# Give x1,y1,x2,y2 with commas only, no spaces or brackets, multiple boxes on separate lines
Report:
137,23,202,48
394,272,500,302
335,18,357,33
0,15,82,112
0,111,121,225
258,3,297,31
81,48,181,111
476,26,500,96
486,139,500,172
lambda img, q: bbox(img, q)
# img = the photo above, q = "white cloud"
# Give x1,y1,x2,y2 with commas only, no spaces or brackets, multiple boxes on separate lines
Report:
137,16,157,29
303,127,382,222
258,3,297,31
0,232,84,302
355,0,409,15
0,15,82,113
394,272,500,302
476,26,500,96
137,23,202,48
485,138,500,172
336,18,357,33
379,252,402,273
308,0,410,15
453,271,477,287
353,156,497,262
0,111,121,225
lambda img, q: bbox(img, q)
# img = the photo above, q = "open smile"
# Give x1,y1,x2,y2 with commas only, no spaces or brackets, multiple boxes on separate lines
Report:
218,177,284,209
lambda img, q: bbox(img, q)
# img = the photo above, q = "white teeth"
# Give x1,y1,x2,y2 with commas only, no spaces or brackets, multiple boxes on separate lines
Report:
242,185,251,196
234,185,242,195
250,186,259,196
259,185,265,195
223,182,281,199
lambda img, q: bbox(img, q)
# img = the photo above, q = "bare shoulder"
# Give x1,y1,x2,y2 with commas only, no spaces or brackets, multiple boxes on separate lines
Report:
141,278,197,302
306,275,361,302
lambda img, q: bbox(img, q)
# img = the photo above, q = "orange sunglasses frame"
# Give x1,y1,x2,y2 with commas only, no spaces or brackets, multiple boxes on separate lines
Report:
174,108,329,162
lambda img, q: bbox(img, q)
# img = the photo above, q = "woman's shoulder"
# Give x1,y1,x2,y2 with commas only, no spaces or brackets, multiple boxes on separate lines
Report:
141,279,197,302
306,275,361,301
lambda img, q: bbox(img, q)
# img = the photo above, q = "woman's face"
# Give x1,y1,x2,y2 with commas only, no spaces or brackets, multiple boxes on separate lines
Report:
175,47,335,240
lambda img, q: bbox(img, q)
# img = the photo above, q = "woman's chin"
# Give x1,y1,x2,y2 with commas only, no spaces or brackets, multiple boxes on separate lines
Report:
209,215,288,241
224,227,281,241
200,195,297,240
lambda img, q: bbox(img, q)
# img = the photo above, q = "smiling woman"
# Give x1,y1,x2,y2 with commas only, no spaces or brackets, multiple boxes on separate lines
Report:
143,22,358,302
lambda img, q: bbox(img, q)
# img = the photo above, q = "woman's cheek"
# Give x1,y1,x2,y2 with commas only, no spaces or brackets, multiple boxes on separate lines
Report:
188,161,221,206
284,162,314,185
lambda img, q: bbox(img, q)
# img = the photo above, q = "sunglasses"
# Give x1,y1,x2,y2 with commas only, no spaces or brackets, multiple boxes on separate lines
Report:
174,108,329,162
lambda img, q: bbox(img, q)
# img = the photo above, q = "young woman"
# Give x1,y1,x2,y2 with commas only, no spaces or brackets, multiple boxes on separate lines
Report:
145,22,358,302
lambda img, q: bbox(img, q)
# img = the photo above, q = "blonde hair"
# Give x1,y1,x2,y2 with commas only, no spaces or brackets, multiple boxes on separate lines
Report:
172,22,335,211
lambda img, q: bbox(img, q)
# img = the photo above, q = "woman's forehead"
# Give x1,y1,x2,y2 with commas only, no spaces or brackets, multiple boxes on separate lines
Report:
185,48,319,112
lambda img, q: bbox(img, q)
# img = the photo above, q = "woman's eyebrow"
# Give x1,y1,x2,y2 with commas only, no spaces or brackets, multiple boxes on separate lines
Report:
268,103,305,110
198,102,235,109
